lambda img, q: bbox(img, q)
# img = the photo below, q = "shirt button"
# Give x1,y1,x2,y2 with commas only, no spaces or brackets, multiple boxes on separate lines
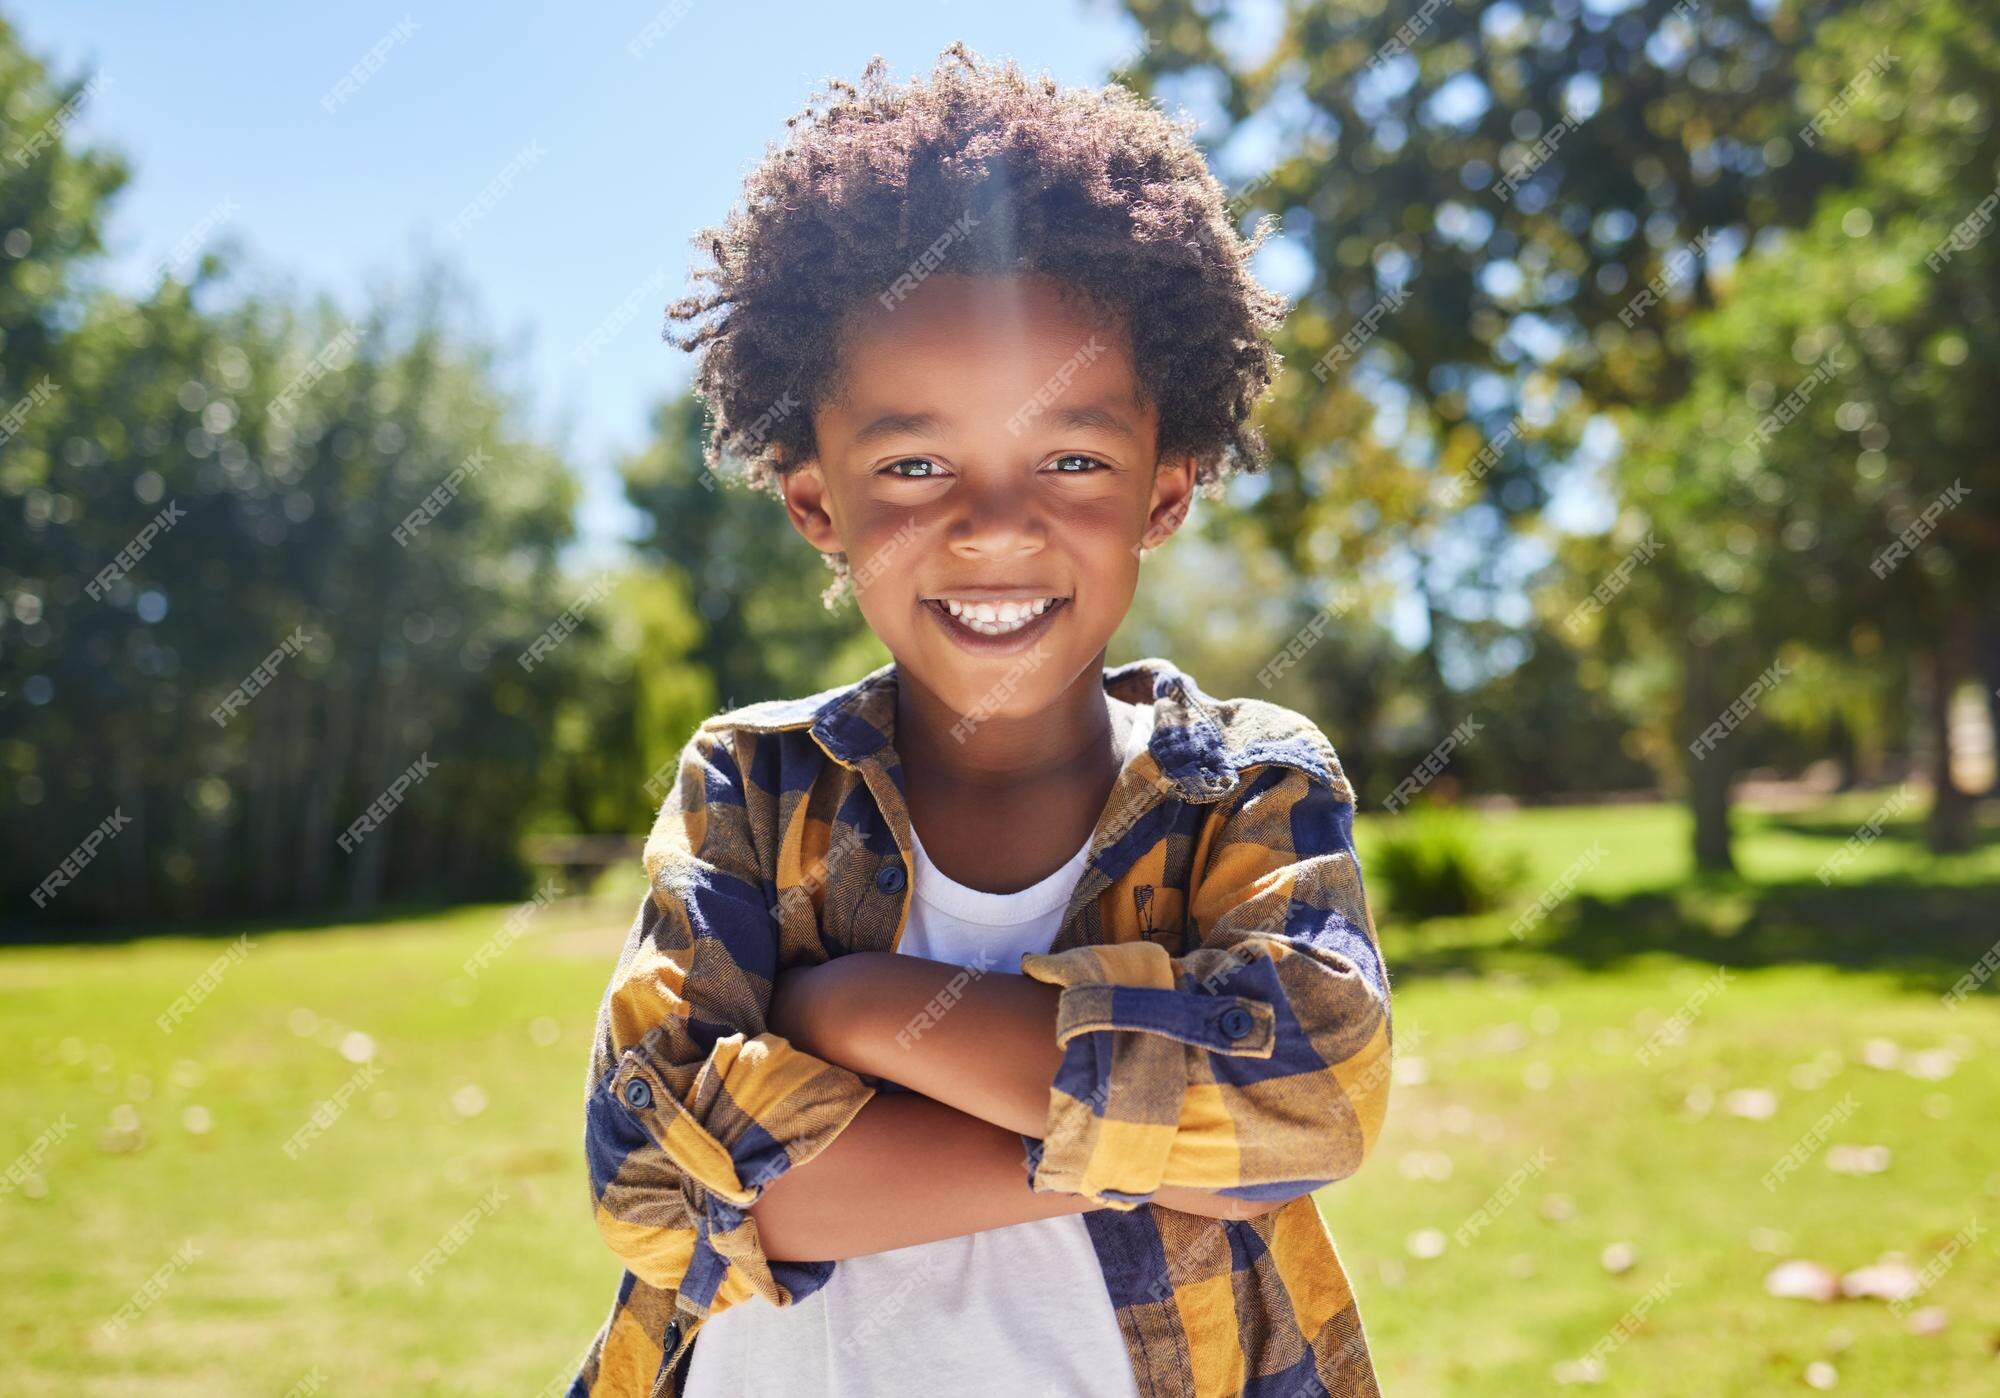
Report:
662,1320,682,1352
876,862,906,894
623,1077,653,1110
1218,1006,1255,1041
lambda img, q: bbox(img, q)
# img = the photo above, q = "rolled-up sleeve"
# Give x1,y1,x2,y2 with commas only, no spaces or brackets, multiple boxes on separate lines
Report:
1017,759,1392,1210
584,724,876,1317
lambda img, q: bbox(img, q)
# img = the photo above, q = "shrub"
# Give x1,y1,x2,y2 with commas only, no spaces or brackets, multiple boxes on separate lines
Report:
1369,805,1527,921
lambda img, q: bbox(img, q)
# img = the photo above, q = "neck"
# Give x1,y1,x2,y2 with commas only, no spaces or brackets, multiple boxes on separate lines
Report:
891,650,1123,793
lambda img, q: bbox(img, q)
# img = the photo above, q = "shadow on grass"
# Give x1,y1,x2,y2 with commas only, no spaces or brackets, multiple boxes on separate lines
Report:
1758,811,2000,852
1392,872,2000,1002
0,896,483,951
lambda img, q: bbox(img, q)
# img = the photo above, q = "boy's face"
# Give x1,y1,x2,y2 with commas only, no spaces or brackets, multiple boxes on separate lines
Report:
782,272,1196,723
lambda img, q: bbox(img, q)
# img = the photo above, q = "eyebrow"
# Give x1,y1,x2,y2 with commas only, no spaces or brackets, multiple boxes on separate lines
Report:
850,401,1140,446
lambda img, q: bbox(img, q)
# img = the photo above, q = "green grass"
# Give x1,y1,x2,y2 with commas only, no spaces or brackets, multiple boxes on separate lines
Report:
3,793,1996,1395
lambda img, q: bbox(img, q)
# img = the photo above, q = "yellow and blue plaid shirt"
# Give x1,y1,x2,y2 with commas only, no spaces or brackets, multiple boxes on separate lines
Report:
574,656,1394,1397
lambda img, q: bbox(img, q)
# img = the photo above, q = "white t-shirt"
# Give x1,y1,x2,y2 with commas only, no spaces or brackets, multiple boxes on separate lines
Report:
682,702,1154,1398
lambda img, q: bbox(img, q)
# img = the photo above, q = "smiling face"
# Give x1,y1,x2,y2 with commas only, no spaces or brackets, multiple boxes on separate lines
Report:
780,272,1196,725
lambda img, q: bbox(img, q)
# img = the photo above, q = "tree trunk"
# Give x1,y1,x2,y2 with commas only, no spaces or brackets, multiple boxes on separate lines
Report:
1682,633,1737,873
1924,611,1975,854
1828,712,1857,792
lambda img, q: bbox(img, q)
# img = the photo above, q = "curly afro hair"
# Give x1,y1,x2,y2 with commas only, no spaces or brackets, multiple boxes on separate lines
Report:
663,40,1290,608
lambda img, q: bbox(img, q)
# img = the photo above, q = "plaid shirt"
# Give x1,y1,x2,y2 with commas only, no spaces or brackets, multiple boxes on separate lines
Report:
573,656,1394,1398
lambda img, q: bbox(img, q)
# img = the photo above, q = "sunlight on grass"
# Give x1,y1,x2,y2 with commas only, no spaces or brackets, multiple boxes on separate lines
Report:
4,796,1997,1395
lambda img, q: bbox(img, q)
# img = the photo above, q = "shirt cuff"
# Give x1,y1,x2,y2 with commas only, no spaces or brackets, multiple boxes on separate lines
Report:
606,1031,876,1311
1016,941,1276,1207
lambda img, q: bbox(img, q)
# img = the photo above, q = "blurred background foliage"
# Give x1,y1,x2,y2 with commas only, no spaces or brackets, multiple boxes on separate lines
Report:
4,0,1998,930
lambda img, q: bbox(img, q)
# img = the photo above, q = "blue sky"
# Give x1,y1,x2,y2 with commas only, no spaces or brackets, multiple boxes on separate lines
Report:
16,0,1259,563
20,1,1616,661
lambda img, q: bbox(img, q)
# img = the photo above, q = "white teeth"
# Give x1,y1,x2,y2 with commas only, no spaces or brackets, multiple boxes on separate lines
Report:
934,597,1061,636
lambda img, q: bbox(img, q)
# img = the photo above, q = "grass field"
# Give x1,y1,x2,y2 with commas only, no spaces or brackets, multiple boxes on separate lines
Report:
3,792,1997,1396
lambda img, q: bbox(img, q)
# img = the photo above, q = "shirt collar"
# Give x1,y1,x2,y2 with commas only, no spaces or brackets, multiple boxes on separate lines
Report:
721,656,1346,805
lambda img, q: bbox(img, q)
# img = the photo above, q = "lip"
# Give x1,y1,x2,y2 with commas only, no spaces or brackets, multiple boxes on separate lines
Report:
919,588,1068,603
920,595,1068,655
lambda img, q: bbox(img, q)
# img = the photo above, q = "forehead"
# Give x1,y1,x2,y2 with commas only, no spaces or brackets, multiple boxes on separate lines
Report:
823,272,1144,421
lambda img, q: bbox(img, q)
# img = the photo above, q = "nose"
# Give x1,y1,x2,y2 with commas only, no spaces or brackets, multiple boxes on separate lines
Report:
944,475,1046,562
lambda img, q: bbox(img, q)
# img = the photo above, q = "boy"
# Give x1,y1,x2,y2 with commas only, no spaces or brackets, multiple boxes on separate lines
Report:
575,43,1393,1398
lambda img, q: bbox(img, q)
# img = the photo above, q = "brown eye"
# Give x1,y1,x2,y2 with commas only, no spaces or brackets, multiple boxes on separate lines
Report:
884,458,946,479
1048,454,1108,473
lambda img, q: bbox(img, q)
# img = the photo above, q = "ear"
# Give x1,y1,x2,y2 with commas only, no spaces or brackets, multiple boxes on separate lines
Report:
1140,453,1199,553
779,460,844,555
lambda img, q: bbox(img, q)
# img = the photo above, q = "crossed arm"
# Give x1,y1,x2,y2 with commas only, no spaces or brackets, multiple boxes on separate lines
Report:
749,951,1287,1261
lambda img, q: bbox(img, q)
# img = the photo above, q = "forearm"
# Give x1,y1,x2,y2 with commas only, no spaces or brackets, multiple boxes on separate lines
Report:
779,952,1062,1136
748,1089,1096,1261
772,953,1290,1219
